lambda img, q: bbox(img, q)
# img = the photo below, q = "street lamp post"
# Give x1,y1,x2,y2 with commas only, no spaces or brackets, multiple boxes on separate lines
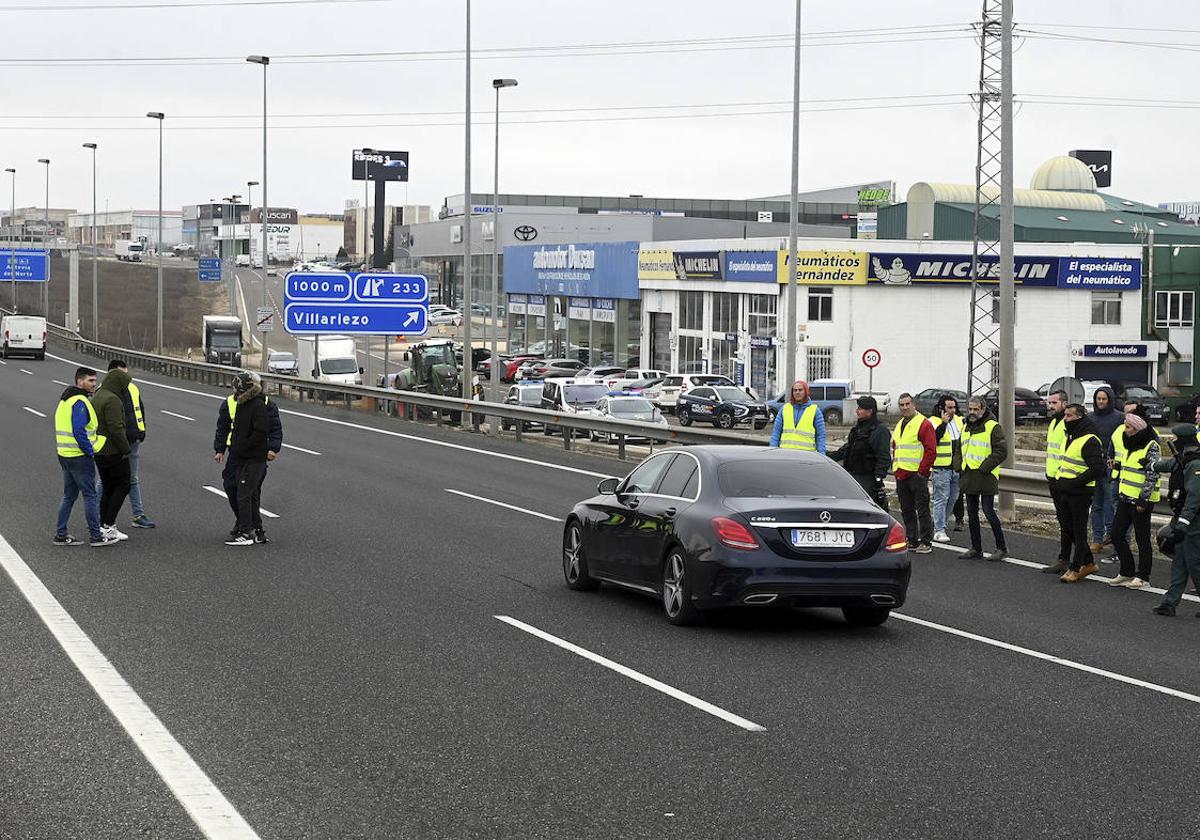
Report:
462,0,473,400
783,0,802,390
146,112,164,354
247,55,270,370
5,168,15,310
360,147,374,385
38,158,49,318
490,78,517,402
83,143,97,338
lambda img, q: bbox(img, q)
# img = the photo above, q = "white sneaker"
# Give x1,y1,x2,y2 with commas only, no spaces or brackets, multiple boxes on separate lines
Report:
933,530,950,543
1123,577,1148,589
1107,575,1134,587
103,526,129,542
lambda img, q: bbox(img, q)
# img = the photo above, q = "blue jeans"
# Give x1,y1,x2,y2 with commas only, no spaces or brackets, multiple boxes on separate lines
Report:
931,468,959,533
128,440,144,518
56,455,102,540
1090,474,1117,543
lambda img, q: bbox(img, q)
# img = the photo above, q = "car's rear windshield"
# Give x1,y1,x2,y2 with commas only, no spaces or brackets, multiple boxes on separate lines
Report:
564,384,609,404
717,460,870,500
695,375,732,385
516,390,541,405
610,398,652,414
1124,385,1159,399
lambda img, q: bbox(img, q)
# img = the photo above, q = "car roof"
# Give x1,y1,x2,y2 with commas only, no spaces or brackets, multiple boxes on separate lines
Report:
668,445,818,464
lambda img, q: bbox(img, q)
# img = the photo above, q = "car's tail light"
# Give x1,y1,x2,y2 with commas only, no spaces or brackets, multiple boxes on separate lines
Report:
712,516,759,550
884,521,908,553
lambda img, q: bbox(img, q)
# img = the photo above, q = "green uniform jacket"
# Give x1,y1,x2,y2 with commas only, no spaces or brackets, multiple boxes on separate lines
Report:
89,368,132,457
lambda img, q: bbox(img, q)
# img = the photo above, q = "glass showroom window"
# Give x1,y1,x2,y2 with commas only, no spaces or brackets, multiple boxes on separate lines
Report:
1155,290,1195,328
1090,292,1121,325
807,287,833,322
711,336,737,379
679,290,704,332
748,294,777,337
621,298,641,368
807,345,833,381
712,292,739,334
678,334,705,373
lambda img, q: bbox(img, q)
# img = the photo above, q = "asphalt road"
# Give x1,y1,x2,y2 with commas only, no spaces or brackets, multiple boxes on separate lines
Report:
2,346,1199,839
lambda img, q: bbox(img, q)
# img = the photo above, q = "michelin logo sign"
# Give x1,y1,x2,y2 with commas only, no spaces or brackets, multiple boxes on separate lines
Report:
869,253,1140,290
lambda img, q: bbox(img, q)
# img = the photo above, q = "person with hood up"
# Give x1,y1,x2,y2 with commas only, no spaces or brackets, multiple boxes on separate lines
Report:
769,379,826,454
1151,424,1200,617
1107,401,1160,590
1056,403,1107,582
958,396,1009,561
829,395,890,507
225,372,271,546
89,364,133,542
214,373,283,544
53,366,118,547
1087,386,1124,553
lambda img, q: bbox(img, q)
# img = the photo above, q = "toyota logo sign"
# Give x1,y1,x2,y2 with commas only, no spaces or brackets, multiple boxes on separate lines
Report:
514,225,538,242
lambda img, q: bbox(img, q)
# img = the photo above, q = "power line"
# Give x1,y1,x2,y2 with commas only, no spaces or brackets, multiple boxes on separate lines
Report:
1024,21,1200,35
1020,28,1200,54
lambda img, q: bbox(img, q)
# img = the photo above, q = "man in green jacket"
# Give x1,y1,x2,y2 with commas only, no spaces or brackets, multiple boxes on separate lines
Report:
958,396,1010,562
90,366,133,542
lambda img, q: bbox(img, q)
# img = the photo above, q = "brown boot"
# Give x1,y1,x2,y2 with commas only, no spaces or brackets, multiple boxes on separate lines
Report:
1077,562,1099,579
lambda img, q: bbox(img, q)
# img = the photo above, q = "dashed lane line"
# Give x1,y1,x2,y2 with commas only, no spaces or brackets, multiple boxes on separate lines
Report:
0,528,260,838
201,485,279,519
445,488,559,521
53,379,68,386
161,410,196,422
20,368,34,375
495,615,766,733
22,406,46,418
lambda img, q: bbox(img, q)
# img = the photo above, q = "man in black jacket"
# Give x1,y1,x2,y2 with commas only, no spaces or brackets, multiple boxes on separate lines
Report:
1058,403,1107,582
214,374,283,543
225,372,271,546
829,396,891,508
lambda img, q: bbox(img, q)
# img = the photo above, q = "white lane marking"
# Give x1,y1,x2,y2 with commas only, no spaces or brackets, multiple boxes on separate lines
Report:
52,379,68,386
19,368,34,375
495,615,766,732
22,406,46,418
0,359,7,364
445,488,559,521
0,528,260,838
932,542,1199,603
202,484,280,519
281,443,321,456
892,612,1200,706
47,354,616,481
161,410,196,422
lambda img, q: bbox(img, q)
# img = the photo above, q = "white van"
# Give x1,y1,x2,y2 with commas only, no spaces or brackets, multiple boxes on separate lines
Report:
1,314,47,360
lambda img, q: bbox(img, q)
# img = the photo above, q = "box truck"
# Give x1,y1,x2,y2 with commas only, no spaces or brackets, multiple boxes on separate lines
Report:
202,315,243,366
296,335,362,386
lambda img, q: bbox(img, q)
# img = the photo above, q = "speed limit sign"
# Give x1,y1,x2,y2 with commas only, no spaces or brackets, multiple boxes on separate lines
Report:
862,348,882,369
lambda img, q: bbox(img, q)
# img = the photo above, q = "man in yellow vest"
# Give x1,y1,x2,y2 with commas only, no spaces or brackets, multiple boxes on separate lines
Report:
54,366,118,547
1057,403,1107,582
1042,389,1072,575
214,371,284,543
959,396,1009,561
930,393,963,543
769,379,826,454
892,393,937,554
1108,402,1160,589
107,360,155,529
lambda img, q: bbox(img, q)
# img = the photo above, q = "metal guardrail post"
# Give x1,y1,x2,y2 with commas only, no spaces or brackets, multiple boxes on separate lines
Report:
617,435,626,460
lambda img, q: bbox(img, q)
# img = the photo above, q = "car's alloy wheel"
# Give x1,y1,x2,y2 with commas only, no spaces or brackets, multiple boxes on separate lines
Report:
678,408,692,426
717,411,734,430
563,522,599,591
661,549,702,625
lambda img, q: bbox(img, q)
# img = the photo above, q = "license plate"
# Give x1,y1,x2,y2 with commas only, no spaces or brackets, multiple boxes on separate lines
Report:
790,528,854,548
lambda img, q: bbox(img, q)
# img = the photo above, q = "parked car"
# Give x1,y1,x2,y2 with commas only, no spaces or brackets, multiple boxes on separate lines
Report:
1,314,46,360
678,385,771,430
766,379,856,425
983,386,1047,423
540,378,611,437
428,307,463,327
1107,381,1171,425
578,365,626,384
561,447,911,626
585,395,669,443
616,368,670,385
617,375,667,395
652,373,736,414
912,388,969,417
501,383,545,432
266,349,299,376
526,358,588,380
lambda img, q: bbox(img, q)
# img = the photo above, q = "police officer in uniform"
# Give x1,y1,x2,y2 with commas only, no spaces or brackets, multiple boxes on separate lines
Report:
1152,424,1200,617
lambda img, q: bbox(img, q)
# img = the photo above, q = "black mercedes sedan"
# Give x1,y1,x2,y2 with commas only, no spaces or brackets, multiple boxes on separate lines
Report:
562,446,911,626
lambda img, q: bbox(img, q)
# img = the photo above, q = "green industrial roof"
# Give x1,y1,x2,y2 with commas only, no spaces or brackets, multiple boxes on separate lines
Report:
942,202,1200,243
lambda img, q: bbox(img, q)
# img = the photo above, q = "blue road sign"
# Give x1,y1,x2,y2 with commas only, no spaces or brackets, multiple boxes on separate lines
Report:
283,270,430,336
198,257,222,282
0,249,49,282
284,303,427,336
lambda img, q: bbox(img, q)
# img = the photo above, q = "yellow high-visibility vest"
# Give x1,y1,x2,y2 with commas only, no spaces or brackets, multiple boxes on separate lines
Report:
128,381,146,433
891,413,929,473
1110,425,1126,480
962,419,1000,478
55,394,106,458
1057,433,1099,487
931,415,961,468
1117,440,1162,502
780,402,818,451
1045,416,1066,479
225,393,270,447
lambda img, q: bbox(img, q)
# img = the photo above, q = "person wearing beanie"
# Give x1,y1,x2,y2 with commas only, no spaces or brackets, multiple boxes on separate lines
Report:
1151,424,1200,616
1108,401,1160,589
1087,386,1124,553
769,379,826,454
830,395,891,507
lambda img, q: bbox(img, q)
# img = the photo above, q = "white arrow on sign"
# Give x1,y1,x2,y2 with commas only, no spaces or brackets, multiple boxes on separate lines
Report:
403,311,420,328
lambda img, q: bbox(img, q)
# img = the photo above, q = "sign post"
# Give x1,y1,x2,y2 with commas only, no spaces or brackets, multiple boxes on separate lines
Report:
861,347,882,396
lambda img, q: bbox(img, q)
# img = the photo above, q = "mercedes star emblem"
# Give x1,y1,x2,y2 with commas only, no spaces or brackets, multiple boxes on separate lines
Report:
514,224,538,242
819,511,832,523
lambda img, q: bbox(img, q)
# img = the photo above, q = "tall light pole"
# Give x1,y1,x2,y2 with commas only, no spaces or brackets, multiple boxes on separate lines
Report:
83,143,97,338
461,0,473,399
38,158,49,318
491,78,517,401
5,168,15,310
783,0,802,390
147,112,164,354
247,55,270,370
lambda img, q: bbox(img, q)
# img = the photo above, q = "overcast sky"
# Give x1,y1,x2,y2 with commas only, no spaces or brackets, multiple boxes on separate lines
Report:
1,0,1195,216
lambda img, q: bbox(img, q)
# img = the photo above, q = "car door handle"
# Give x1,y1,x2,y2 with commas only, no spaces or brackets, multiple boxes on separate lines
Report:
663,507,677,520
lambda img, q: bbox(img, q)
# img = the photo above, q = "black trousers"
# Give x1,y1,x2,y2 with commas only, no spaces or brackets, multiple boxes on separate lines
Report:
952,489,964,524
896,474,933,546
234,461,268,535
95,454,131,528
223,459,269,531
1112,498,1153,580
1060,492,1094,571
965,493,1007,553
1049,481,1072,563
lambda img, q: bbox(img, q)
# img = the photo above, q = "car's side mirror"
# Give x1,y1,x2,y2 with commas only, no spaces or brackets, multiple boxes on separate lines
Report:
597,477,620,495
359,366,365,374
